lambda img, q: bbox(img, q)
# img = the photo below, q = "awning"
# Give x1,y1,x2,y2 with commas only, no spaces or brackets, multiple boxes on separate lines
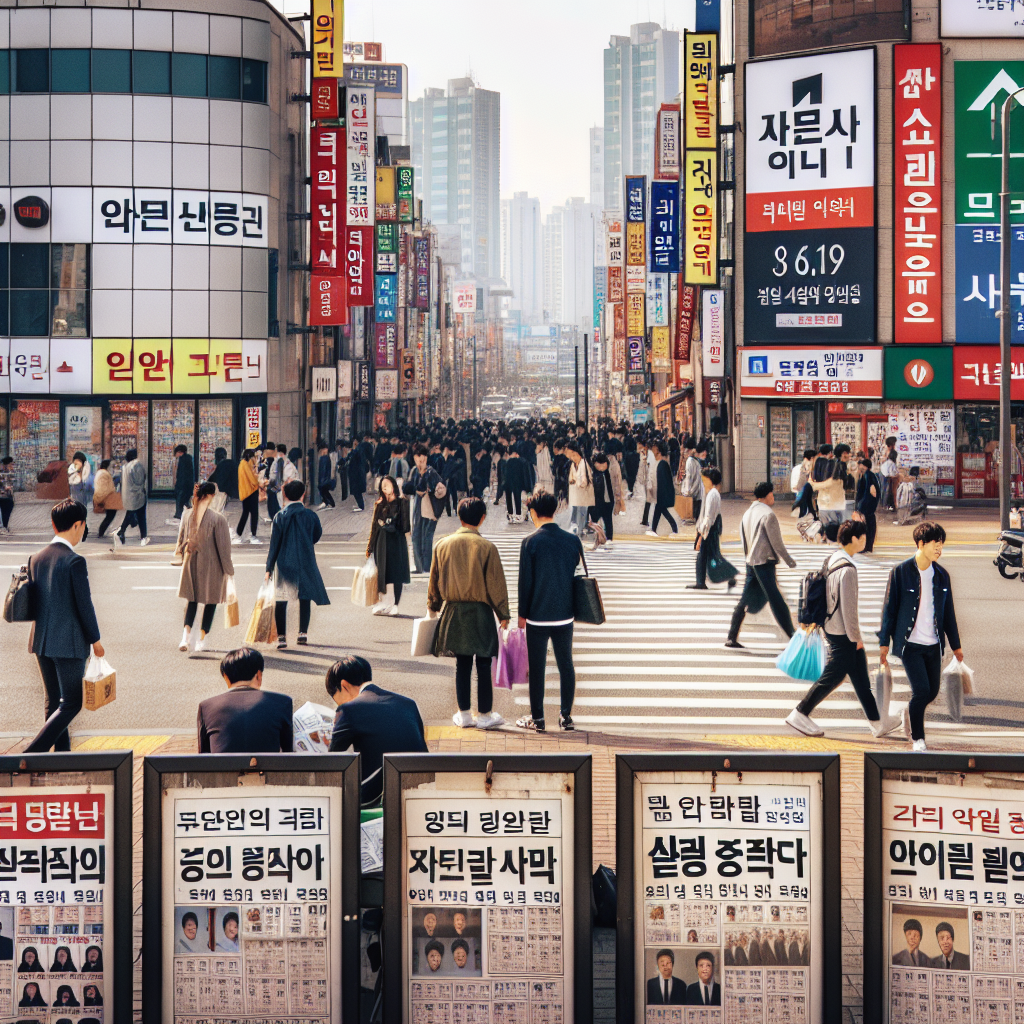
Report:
656,387,695,411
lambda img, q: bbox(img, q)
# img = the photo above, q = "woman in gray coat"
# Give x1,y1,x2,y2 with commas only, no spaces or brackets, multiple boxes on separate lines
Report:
175,482,234,652
114,447,149,546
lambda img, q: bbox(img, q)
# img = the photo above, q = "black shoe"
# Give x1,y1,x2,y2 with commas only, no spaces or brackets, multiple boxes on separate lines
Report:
728,579,737,590
296,633,308,645
516,715,545,732
724,639,744,649
686,584,709,590
559,715,575,732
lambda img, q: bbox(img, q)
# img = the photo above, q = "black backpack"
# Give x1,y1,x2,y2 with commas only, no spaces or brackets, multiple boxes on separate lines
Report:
797,556,851,629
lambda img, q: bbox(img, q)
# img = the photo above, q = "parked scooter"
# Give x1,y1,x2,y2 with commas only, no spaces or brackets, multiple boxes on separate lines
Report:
995,516,1024,580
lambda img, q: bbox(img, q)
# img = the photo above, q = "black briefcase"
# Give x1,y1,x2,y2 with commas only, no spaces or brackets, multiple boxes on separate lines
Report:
3,564,32,623
573,551,605,626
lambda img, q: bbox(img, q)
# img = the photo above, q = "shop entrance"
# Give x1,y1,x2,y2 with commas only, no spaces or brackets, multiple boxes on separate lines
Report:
767,401,821,495
826,406,889,459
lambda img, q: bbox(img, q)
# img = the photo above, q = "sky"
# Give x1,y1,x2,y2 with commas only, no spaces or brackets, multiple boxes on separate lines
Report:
273,0,696,214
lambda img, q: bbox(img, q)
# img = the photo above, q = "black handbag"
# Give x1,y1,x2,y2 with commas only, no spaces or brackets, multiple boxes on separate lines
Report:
3,563,32,623
573,551,605,625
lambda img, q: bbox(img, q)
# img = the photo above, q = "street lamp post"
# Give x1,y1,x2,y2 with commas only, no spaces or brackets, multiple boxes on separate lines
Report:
999,87,1024,531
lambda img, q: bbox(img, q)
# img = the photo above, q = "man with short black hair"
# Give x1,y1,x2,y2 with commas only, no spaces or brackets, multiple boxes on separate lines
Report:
892,918,928,966
685,951,721,1006
931,922,970,970
647,948,685,1005
197,647,292,753
168,444,195,524
404,443,447,574
25,499,103,753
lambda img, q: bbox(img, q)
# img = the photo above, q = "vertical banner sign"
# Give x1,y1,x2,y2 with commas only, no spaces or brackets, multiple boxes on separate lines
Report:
375,322,397,369
376,222,398,274
651,326,671,372
703,288,726,376
415,236,431,310
677,282,697,362
311,77,339,121
646,274,669,327
311,0,339,78
311,127,342,272
345,226,374,306
400,351,416,396
695,0,721,32
684,151,719,285
894,44,942,345
594,266,607,331
355,359,371,400
375,273,397,323
744,48,877,343
684,34,719,150
650,180,680,273
625,176,648,295
376,166,397,221
655,105,681,180
309,274,347,325
397,166,415,223
346,87,375,226
954,61,1024,345
607,218,624,303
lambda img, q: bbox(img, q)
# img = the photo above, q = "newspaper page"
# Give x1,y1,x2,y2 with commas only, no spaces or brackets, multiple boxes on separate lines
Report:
0,786,114,1024
161,787,342,1024
883,774,1024,1023
403,775,574,1024
635,773,824,1024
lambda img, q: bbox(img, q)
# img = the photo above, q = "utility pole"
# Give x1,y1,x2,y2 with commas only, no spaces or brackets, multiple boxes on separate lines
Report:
472,333,478,418
583,333,590,428
999,88,1024,531
574,345,580,424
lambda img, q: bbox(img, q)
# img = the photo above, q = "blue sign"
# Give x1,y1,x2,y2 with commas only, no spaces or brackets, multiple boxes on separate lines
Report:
955,224,1024,344
649,181,679,273
625,176,646,223
344,63,404,95
375,273,397,323
593,266,606,330
747,354,770,375
695,0,720,32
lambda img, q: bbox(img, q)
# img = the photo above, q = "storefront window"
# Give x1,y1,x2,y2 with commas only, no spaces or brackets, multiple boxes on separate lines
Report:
955,403,1024,500
198,399,234,482
108,400,149,481
63,406,103,473
9,399,59,492
151,400,195,491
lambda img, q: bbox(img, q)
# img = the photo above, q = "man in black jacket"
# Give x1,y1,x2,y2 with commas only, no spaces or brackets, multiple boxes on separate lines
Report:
25,499,104,753
326,656,427,805
516,491,584,733
403,444,447,574
503,448,531,523
197,648,292,753
855,458,880,552
646,442,679,537
170,444,195,523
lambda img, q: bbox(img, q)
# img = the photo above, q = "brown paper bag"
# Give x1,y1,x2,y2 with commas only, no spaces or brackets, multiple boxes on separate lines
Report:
83,656,116,711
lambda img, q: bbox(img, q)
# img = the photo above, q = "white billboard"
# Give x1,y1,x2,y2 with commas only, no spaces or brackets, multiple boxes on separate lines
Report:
941,0,1024,36
452,281,477,313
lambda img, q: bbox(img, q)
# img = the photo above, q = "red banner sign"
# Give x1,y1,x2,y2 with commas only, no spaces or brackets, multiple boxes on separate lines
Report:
311,127,342,273
311,78,339,121
894,43,942,344
0,793,104,839
607,265,623,304
953,346,1024,401
345,225,374,306
309,273,347,324
676,281,696,362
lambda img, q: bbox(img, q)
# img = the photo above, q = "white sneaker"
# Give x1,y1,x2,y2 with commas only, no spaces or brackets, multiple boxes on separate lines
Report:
166,517,181,526
605,541,614,550
193,635,206,653
387,604,400,616
645,530,658,538
248,537,263,545
452,710,475,728
475,711,505,731
113,534,125,547
315,503,328,511
901,706,912,740
179,629,190,652
785,709,825,737
262,517,273,524
371,603,388,615
231,535,243,545
912,738,927,752
869,714,902,738
140,537,151,546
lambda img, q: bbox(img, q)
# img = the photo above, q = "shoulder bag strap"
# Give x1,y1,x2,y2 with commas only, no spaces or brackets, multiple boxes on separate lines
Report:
579,546,589,577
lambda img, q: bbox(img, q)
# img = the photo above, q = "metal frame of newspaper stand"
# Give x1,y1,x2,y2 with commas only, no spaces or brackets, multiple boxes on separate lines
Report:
615,752,842,1023
141,753,361,1023
383,752,594,1023
0,750,133,1021
863,751,1024,1021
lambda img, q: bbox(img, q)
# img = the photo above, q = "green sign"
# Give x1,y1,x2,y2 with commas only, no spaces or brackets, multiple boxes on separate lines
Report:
397,166,414,224
955,61,1024,225
883,345,953,401
375,222,397,253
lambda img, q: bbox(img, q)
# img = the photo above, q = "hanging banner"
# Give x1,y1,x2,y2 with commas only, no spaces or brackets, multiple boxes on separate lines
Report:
400,351,417,396
607,218,624,265
626,175,647,223
376,222,398,274
375,322,397,369
376,166,396,222
311,77,340,121
651,325,671,372
375,273,397,323
311,0,340,78
608,265,624,304
954,60,1024,345
894,44,942,345
744,48,877,343
684,34,718,151
647,273,669,327
594,266,607,331
684,151,719,285
311,127,342,273
453,282,477,313
376,369,399,401
355,359,371,400
415,236,431,310
613,302,625,343
309,273,347,325
344,225,374,306
655,105,681,180
627,291,646,338
650,180,680,273
346,86,374,226
628,336,646,394
677,282,697,362
702,288,725,377
696,0,721,32
398,166,415,223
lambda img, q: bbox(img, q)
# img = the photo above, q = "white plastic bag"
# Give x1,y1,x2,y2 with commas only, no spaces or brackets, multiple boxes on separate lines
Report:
941,658,975,723
351,555,378,607
873,663,892,720
223,575,239,628
83,654,116,710
410,615,439,657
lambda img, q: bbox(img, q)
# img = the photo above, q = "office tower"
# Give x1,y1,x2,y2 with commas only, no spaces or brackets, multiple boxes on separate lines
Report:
503,193,544,324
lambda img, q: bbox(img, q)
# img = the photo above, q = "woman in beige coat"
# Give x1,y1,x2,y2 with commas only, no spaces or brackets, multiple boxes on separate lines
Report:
175,481,235,653
92,459,122,538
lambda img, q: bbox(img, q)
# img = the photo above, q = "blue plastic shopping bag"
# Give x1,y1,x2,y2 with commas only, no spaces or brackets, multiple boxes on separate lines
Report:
775,629,826,682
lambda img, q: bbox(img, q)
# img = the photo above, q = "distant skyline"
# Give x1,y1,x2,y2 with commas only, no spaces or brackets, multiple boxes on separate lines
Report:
272,0,696,212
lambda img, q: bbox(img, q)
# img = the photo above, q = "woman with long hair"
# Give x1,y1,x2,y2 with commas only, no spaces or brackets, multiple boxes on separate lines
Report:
53,984,80,1006
81,945,103,972
49,945,77,972
17,945,43,972
83,984,103,1007
92,458,121,538
234,448,262,544
174,482,235,653
19,982,47,1007
367,475,411,616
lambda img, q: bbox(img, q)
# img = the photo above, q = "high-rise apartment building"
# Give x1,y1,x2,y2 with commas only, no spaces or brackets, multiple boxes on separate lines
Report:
589,127,604,208
543,199,601,331
503,193,544,324
543,208,563,324
410,77,501,278
602,23,679,211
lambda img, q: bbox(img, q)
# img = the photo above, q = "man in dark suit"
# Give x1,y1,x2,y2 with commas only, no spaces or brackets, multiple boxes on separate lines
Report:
892,919,928,967
646,949,685,1005
733,934,750,966
932,923,970,970
685,951,721,1006
197,648,292,753
327,656,427,806
773,928,789,966
26,499,103,753
0,918,12,960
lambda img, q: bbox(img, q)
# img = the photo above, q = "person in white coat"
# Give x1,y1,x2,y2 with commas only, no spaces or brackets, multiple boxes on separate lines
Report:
640,443,657,527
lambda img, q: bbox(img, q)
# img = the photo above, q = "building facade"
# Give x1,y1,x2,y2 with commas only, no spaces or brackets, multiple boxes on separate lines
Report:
589,125,604,208
502,191,543,325
0,0,305,495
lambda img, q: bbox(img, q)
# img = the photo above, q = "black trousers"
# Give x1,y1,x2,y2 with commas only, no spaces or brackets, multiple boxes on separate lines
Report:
505,489,522,516
0,496,12,528
526,622,575,722
728,563,795,640
593,502,614,541
695,537,709,587
903,642,942,741
236,493,258,536
96,509,117,536
26,655,86,752
863,511,877,552
117,503,147,539
352,490,365,510
173,491,192,519
267,489,281,518
651,503,677,533
275,599,311,636
455,655,492,714
642,501,651,525
184,602,217,633
796,634,879,721
319,485,336,507
692,496,702,524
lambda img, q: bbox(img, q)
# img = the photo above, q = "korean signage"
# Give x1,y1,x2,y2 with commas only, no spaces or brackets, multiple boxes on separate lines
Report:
311,0,340,78
952,345,1024,401
345,225,374,306
894,45,942,344
398,166,415,223
884,345,954,401
400,351,417,397
744,48,876,343
453,282,477,313
312,365,337,401
344,62,404,95
656,105,681,180
311,77,339,121
677,282,697,362
415,236,432,310
337,359,352,400
375,322,397,370
607,219,624,307
376,369,399,401
346,87,375,226
684,151,718,285
617,754,840,1024
628,336,647,394
385,754,591,1024
355,359,371,400
376,222,398,273
594,266,607,331
650,181,680,273
309,273,346,325
739,345,884,398
246,405,262,449
627,291,646,339
885,403,955,496
376,166,397,222
684,34,718,151
651,326,671,372
375,273,397,323
941,0,1024,36
626,176,647,224
312,127,342,272
647,274,669,328
626,176,647,294
702,288,725,378
954,61,1024,344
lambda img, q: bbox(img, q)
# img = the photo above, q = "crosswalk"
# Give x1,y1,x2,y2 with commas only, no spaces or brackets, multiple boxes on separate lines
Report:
486,534,989,738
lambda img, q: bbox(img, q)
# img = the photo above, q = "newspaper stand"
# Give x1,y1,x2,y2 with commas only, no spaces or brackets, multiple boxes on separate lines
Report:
616,752,841,1023
383,752,593,1023
142,753,360,1023
865,752,1024,1023
0,750,132,1023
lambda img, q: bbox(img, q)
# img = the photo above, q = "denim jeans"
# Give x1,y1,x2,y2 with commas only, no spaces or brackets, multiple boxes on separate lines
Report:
118,502,148,539
412,513,438,573
570,505,589,535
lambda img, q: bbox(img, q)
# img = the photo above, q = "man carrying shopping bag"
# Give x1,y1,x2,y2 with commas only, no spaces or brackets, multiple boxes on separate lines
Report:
784,519,902,738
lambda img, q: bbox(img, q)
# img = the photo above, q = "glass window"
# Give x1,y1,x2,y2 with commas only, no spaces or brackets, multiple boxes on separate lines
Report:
51,291,89,337
10,244,48,289
107,400,150,480
151,400,195,490
241,59,267,103
50,243,89,290
172,52,207,98
0,292,9,336
13,49,49,93
10,290,50,336
51,49,90,93
50,245,90,337
9,400,59,491
198,399,234,481
0,52,10,95
132,50,170,95
208,55,240,100
92,49,131,93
